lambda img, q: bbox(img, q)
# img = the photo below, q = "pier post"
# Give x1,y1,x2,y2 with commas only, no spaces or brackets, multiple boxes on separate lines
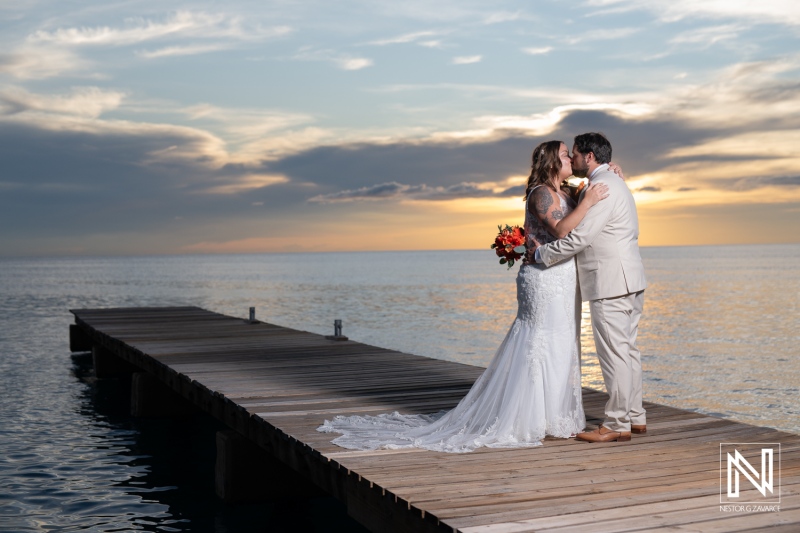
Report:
215,430,325,503
69,324,92,352
131,372,196,418
92,346,139,378
325,318,349,341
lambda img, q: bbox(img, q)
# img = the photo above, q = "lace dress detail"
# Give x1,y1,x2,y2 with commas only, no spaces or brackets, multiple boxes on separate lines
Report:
318,188,585,453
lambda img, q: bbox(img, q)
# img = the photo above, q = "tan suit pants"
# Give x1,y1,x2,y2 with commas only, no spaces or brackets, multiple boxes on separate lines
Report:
590,290,645,432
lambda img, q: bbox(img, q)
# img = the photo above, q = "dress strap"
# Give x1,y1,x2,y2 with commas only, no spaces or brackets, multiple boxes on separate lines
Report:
526,184,540,204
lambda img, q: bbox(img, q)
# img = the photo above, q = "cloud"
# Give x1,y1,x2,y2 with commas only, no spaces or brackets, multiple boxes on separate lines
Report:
200,173,289,194
0,109,319,248
355,2,490,23
705,1,800,25
365,29,448,49
293,47,373,70
0,120,211,196
0,86,124,118
484,11,522,24
265,97,800,202
669,24,744,48
309,181,407,202
564,27,640,45
180,104,314,144
267,136,534,194
587,0,800,27
452,55,481,65
0,46,87,79
308,180,506,203
369,82,557,100
472,102,656,136
338,57,373,70
3,11,292,78
745,81,800,104
677,187,696,192
723,175,800,191
636,186,661,192
136,43,232,59
368,30,439,46
268,111,706,199
418,40,445,48
28,11,279,46
522,46,553,55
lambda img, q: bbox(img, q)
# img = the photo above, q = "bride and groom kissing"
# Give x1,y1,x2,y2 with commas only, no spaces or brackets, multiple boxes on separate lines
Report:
319,132,647,451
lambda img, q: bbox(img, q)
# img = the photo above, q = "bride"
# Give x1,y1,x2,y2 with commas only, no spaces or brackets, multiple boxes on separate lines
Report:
318,140,610,453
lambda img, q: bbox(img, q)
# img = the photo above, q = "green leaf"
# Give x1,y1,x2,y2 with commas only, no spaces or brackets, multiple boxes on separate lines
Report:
513,245,526,254
507,259,515,268
490,243,496,249
499,257,507,264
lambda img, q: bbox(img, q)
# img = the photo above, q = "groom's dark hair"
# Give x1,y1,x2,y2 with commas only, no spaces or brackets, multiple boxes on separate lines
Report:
574,132,612,164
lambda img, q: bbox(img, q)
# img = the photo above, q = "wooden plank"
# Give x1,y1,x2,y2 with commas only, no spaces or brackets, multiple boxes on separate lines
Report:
456,493,799,532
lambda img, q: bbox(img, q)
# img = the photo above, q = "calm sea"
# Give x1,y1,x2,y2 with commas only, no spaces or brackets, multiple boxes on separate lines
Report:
1,244,798,531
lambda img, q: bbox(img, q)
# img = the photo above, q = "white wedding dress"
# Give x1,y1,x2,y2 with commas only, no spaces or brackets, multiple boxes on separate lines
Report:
318,187,585,453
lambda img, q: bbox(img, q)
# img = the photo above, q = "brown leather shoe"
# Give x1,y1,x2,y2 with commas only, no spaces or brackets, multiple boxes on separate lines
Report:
631,424,646,434
576,426,631,443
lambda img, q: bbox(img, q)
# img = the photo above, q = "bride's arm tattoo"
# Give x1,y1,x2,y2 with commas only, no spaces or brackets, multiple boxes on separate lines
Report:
531,185,594,239
533,187,553,215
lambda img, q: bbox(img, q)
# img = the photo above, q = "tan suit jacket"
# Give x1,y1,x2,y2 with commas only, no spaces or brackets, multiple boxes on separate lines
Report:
538,165,647,301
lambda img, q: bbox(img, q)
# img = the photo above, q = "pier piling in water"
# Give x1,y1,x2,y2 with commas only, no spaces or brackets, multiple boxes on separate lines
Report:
69,324,92,352
131,372,196,418
92,345,139,378
215,429,324,503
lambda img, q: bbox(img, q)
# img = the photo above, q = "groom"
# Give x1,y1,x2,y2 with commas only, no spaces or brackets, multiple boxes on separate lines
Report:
529,132,647,443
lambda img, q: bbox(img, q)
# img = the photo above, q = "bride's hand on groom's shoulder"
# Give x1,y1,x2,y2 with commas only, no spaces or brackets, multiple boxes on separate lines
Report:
608,161,624,180
583,182,609,207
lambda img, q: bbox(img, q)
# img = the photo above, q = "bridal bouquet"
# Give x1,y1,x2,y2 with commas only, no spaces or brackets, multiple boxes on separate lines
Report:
490,224,526,269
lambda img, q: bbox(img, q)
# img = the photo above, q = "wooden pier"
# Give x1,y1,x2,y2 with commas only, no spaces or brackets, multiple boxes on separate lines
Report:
69,306,800,532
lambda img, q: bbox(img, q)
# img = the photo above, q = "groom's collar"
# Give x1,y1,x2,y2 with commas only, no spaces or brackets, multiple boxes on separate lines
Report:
588,163,609,181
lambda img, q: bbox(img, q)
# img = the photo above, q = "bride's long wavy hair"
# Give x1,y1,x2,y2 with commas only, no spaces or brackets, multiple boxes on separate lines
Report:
523,140,563,201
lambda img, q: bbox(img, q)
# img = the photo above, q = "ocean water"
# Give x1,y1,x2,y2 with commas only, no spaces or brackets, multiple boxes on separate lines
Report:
0,244,798,531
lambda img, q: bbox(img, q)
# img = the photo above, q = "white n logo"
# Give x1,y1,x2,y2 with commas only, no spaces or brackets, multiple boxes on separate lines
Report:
727,448,773,497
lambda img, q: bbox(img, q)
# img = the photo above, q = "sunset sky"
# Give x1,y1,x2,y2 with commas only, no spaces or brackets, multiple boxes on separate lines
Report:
1,0,799,256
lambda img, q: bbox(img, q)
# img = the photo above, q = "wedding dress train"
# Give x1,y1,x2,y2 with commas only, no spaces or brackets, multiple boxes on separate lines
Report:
318,189,585,453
